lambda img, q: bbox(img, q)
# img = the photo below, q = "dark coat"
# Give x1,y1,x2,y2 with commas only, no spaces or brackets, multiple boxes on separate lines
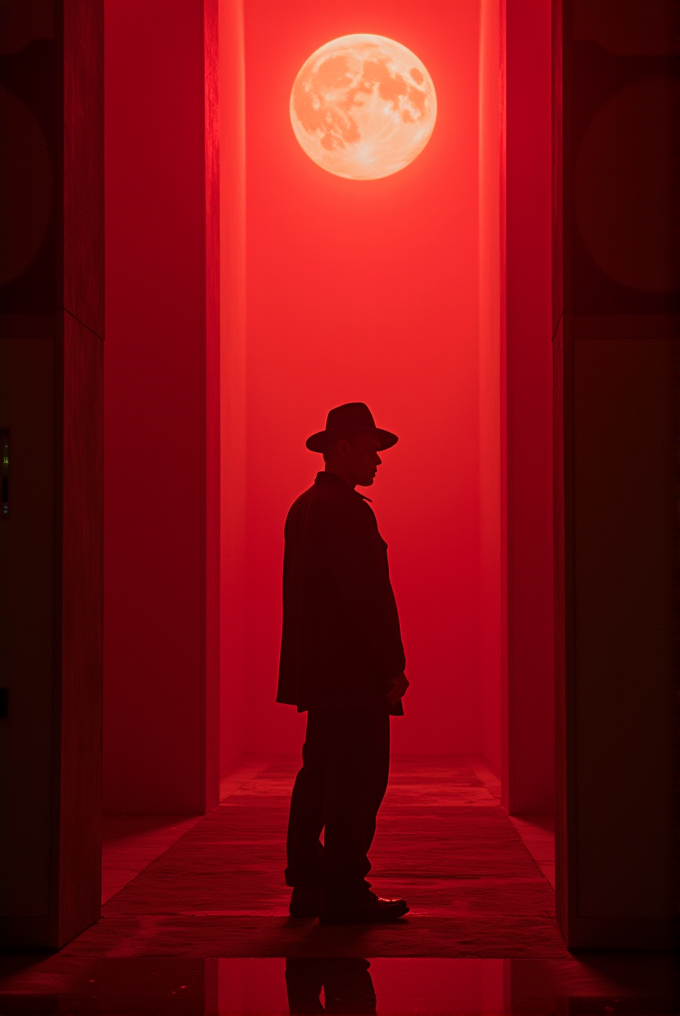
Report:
277,471,406,714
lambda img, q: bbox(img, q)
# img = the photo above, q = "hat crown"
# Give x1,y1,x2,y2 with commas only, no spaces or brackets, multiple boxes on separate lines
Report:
325,402,376,433
305,402,398,452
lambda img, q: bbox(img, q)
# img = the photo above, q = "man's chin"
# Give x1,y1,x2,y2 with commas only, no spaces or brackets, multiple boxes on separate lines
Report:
358,475,375,487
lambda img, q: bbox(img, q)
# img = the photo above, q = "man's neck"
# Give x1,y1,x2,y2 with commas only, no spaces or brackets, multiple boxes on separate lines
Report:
324,465,356,489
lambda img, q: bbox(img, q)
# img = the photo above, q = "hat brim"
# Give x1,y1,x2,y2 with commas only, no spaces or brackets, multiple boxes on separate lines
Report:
306,427,399,453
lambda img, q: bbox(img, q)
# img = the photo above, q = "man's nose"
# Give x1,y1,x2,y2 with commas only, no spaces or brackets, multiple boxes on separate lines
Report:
375,454,382,465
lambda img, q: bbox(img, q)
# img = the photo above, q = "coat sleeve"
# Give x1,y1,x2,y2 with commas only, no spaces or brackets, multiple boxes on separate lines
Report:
321,495,406,681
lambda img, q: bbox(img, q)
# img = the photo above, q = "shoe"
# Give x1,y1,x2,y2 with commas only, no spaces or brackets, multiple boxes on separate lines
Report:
319,890,409,924
289,887,321,918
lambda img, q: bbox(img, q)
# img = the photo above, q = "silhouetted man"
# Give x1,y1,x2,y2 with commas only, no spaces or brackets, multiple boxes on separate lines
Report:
285,957,376,1014
277,402,409,923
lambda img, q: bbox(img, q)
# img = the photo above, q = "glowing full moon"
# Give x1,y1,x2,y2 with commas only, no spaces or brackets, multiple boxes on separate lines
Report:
290,34,437,180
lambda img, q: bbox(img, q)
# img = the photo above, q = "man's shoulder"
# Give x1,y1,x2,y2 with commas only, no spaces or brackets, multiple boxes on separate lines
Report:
286,478,374,526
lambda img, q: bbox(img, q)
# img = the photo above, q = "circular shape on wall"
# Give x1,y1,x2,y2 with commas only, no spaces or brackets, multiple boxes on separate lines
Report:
290,34,437,180
0,84,53,287
574,76,679,293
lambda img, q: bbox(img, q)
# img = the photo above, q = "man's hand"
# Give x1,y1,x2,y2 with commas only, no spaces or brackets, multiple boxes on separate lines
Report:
387,671,409,706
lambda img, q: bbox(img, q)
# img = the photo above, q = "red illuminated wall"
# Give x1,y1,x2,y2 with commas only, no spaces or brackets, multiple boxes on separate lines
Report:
219,0,248,769
478,0,554,806
504,0,554,812
478,0,504,777
104,0,219,812
237,0,484,757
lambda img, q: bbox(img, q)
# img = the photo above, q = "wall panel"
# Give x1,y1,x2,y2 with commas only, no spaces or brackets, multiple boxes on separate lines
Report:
104,0,219,814
554,0,679,949
0,0,104,948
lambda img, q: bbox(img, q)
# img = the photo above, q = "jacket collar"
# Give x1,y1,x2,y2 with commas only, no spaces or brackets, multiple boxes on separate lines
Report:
314,471,372,502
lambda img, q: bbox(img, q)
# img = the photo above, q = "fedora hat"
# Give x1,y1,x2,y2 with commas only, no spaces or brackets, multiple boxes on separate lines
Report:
306,402,399,453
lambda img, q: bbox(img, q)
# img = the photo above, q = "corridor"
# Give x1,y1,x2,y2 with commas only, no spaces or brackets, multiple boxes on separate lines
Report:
0,761,675,1013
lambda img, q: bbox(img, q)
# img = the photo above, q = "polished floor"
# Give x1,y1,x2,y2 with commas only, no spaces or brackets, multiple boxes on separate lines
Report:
0,758,677,1014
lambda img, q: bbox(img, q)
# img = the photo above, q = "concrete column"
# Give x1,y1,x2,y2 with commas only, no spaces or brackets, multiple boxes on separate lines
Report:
0,0,104,948
553,0,678,949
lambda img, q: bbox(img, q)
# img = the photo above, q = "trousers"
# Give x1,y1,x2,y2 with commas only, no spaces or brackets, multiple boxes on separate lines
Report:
285,958,376,1015
285,709,390,899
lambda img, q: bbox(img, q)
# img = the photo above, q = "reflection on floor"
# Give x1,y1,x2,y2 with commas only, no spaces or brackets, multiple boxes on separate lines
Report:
0,758,676,1014
1,955,677,1014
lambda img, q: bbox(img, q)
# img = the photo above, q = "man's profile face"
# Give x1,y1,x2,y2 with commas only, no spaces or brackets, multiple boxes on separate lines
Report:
344,433,383,487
